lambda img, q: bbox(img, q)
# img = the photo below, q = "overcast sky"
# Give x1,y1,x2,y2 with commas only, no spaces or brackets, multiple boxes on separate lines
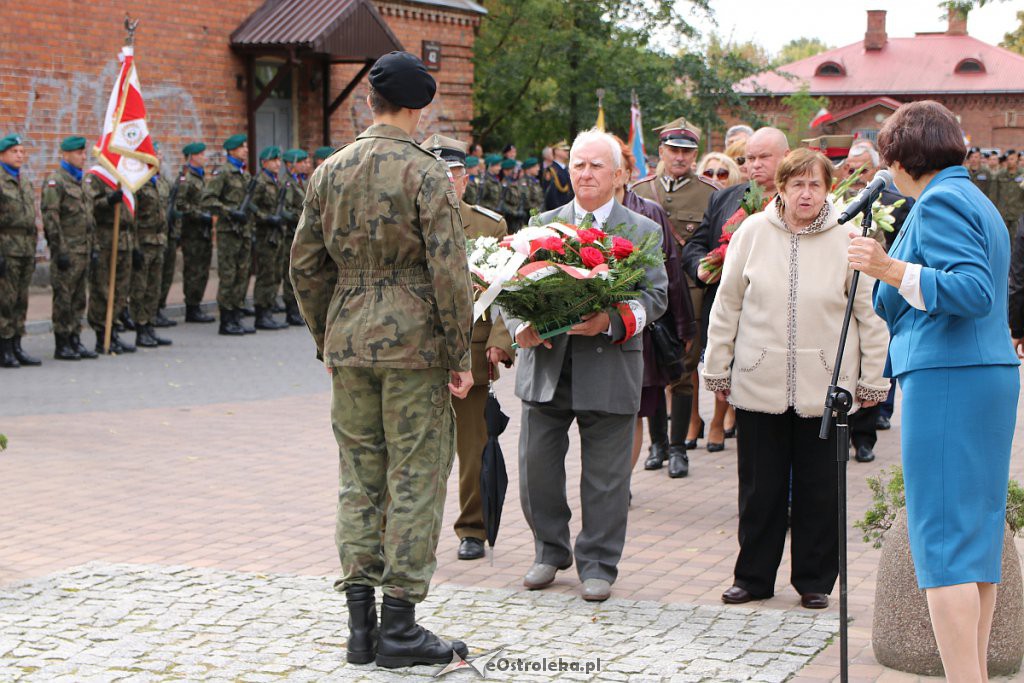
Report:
679,0,1021,56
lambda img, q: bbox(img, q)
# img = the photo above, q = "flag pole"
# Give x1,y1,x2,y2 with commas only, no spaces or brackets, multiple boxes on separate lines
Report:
103,197,121,353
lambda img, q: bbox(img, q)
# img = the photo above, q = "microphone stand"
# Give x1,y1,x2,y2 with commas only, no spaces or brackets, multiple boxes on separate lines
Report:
820,196,877,683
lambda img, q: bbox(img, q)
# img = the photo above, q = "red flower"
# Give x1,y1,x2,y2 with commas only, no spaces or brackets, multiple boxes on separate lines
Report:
610,236,634,259
580,246,605,268
530,236,565,255
576,227,607,244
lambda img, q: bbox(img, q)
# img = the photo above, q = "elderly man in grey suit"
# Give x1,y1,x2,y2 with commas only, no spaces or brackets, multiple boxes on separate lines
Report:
504,129,668,602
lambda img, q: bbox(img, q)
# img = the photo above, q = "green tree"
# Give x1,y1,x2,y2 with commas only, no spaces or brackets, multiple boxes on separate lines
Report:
1001,11,1024,55
776,37,832,65
779,84,829,148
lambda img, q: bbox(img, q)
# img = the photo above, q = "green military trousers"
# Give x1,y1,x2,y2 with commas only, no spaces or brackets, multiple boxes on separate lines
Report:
0,254,35,339
181,226,212,307
130,243,165,326
216,230,250,311
88,248,131,333
253,223,281,309
50,252,89,335
331,365,455,603
158,238,177,310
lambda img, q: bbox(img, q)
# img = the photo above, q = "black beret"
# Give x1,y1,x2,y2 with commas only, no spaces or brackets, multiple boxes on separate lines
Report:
368,51,436,110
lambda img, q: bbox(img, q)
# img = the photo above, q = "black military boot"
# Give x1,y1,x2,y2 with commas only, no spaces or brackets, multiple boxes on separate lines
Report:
375,595,469,668
71,333,98,359
218,307,245,336
153,308,177,328
111,329,135,353
239,306,255,317
185,304,215,323
345,586,378,665
54,334,81,361
254,306,287,330
271,299,286,313
667,444,689,478
119,307,137,331
146,324,172,346
644,402,670,470
668,395,692,479
285,300,304,326
237,309,256,335
136,325,159,348
95,329,122,355
0,338,20,368
12,336,41,366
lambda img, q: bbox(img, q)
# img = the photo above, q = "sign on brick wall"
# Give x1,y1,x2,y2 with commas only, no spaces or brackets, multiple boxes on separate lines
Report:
422,41,441,71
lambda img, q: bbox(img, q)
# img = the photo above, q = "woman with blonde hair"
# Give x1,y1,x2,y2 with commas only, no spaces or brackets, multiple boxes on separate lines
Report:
697,153,741,188
725,140,748,181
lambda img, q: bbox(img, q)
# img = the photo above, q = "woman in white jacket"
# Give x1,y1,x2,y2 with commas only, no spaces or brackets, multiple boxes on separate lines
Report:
703,148,890,609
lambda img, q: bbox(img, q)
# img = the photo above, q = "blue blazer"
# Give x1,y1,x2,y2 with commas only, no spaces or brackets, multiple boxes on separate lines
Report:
874,166,1019,378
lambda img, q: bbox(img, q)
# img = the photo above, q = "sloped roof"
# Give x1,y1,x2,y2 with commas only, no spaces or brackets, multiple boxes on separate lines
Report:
403,0,487,14
738,34,1024,96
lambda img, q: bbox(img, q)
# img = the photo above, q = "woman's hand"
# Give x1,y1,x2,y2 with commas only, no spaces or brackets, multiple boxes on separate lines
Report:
848,232,905,287
715,389,730,401
1014,337,1024,359
861,400,879,408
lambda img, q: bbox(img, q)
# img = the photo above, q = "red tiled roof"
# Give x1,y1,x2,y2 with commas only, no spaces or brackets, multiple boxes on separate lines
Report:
737,34,1024,96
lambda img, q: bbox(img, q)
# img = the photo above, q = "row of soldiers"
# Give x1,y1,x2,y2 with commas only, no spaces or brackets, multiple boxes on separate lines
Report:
965,148,1024,235
0,131,334,367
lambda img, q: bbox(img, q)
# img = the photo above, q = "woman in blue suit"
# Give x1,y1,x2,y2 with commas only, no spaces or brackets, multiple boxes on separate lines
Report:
849,100,1019,681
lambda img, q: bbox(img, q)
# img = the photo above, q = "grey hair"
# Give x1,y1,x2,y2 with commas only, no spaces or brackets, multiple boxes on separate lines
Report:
725,124,754,140
570,129,623,169
848,142,880,167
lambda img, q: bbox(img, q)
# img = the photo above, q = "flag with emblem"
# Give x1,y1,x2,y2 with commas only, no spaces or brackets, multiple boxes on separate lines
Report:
88,45,158,216
628,92,648,179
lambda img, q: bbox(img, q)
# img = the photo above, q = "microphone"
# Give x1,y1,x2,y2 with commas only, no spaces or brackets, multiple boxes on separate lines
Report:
838,169,893,225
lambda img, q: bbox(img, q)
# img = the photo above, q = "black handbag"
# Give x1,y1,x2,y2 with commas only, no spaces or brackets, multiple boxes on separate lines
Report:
649,313,686,382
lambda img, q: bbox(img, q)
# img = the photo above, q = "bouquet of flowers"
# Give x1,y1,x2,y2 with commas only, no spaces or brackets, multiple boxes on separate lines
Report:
698,180,771,279
467,220,662,340
831,165,905,234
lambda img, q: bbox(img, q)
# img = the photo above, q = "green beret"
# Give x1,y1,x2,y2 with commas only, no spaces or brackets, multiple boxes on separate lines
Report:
60,136,87,152
522,157,539,169
259,146,281,161
0,134,23,153
464,155,480,168
484,154,502,166
314,146,334,160
182,142,206,157
283,148,309,163
500,158,516,170
223,134,247,151
368,51,436,110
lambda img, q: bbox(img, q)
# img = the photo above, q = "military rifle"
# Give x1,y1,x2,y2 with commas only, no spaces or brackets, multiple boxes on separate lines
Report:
268,181,288,246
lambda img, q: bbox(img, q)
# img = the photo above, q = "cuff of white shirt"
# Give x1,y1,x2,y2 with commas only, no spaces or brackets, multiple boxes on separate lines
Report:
898,262,927,311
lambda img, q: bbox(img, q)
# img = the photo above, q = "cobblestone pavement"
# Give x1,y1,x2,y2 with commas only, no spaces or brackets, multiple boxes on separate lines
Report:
0,563,838,682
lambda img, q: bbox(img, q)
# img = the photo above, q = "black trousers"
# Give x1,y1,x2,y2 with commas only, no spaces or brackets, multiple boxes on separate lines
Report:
733,408,839,597
849,404,879,450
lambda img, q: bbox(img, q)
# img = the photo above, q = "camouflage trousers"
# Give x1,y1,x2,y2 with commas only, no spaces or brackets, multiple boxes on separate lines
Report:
0,254,34,339
216,230,250,311
331,365,455,603
453,385,488,541
253,223,282,309
87,248,131,333
50,251,89,335
158,238,177,309
279,227,296,302
181,226,212,306
129,243,165,326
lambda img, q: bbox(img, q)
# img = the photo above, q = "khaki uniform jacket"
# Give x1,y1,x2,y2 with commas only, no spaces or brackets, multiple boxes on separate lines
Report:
0,170,37,257
632,171,716,247
290,123,474,371
41,166,94,256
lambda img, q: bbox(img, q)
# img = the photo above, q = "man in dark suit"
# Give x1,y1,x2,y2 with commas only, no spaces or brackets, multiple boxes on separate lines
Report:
506,129,667,603
543,140,573,210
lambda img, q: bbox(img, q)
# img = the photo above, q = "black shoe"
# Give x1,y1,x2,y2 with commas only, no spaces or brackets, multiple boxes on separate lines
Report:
0,338,20,368
285,302,304,326
185,304,215,323
146,324,172,346
800,593,829,609
12,336,41,365
54,333,81,361
111,330,135,353
667,445,689,478
254,306,287,330
875,415,891,431
724,427,737,439
136,326,159,348
119,307,136,332
855,445,876,463
346,586,378,665
683,439,698,450
71,333,98,359
218,308,245,336
643,440,669,470
457,538,485,560
153,309,177,327
707,441,725,453
375,595,469,668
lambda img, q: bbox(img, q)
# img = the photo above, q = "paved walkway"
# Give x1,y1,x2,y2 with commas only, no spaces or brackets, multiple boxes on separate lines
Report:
2,302,1023,681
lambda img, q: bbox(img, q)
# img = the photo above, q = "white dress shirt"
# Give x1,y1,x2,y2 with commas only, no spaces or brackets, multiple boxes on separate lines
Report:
898,262,927,311
573,197,615,227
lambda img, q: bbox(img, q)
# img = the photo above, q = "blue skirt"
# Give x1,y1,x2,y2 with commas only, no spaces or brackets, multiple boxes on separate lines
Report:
899,364,1019,589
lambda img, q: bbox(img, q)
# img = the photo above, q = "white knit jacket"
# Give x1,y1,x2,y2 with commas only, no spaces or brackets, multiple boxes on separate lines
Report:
702,197,891,417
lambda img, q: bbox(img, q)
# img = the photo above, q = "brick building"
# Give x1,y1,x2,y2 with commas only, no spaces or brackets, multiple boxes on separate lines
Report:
733,10,1024,152
0,0,485,171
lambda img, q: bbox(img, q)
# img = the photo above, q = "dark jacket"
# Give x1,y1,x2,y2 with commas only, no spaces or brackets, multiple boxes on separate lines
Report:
1008,216,1024,337
543,162,573,211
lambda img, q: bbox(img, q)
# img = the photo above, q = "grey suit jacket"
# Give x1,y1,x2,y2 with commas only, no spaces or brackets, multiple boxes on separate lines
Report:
503,200,669,414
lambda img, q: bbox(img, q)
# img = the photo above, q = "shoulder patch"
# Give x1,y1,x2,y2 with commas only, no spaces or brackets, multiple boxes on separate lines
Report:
472,205,503,222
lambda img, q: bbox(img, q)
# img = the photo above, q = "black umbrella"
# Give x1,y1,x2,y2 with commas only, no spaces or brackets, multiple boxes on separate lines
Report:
479,380,510,549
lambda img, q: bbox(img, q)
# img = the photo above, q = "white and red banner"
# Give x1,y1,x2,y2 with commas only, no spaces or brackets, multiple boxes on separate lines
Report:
810,107,834,129
88,46,158,216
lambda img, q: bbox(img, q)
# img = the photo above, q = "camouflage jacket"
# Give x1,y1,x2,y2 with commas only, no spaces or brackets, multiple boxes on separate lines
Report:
251,169,282,227
464,175,481,206
478,174,502,212
500,178,524,222
290,123,474,371
282,174,304,233
0,169,38,257
134,176,170,246
85,174,135,252
992,168,1024,223
202,161,253,237
175,166,207,235
41,165,94,256
520,175,545,216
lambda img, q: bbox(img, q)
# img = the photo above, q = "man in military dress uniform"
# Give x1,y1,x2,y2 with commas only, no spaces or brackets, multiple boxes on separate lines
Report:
543,140,573,210
631,117,716,477
463,155,481,206
478,154,503,212
249,146,288,330
290,51,474,669
519,157,545,219
202,134,255,336
0,134,42,367
129,172,173,348
41,135,97,361
279,149,307,326
175,142,215,323
992,150,1024,238
424,133,515,562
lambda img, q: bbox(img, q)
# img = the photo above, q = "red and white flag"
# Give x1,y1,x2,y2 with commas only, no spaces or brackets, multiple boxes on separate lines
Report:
810,107,834,129
88,46,158,216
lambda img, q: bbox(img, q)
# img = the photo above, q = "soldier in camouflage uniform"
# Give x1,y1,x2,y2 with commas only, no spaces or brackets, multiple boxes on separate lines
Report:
290,51,473,669
478,154,503,211
463,155,481,206
0,134,42,368
202,134,255,336
175,142,215,323
152,143,179,329
86,167,137,355
498,158,525,232
249,146,288,330
279,149,307,326
966,147,993,198
129,173,173,348
519,156,545,220
41,135,97,361
991,151,1024,238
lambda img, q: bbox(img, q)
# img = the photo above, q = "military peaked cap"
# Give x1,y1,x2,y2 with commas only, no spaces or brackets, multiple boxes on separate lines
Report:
60,136,87,152
423,134,467,168
655,117,701,149
368,51,436,110
0,134,24,152
182,142,206,157
552,140,570,151
223,134,247,151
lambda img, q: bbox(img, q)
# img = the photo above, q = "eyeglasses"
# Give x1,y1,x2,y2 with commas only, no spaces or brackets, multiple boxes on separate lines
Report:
702,168,730,179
